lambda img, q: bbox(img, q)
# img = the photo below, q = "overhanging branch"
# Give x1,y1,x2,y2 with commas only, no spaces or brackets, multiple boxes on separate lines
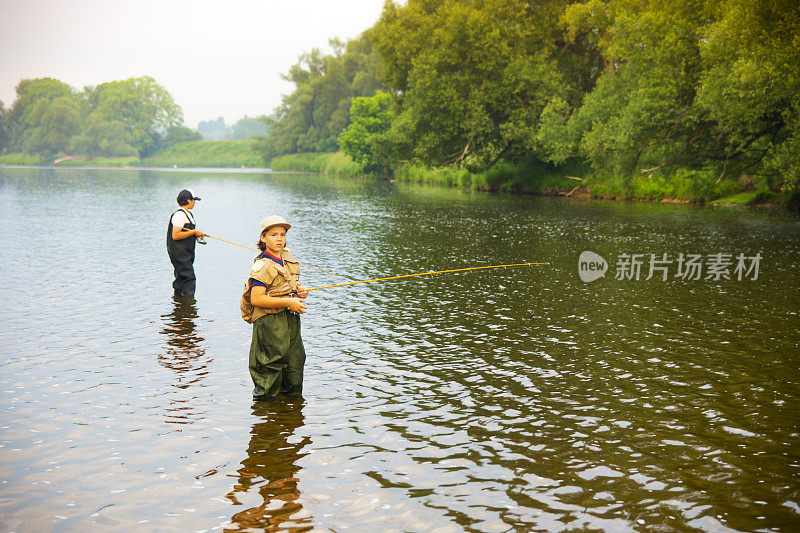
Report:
641,128,704,174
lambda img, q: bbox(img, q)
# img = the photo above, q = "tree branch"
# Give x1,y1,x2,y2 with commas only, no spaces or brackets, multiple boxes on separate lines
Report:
448,138,472,167
641,128,704,173
476,142,511,174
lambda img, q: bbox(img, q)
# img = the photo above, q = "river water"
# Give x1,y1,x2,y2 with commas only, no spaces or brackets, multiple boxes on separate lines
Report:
0,167,798,532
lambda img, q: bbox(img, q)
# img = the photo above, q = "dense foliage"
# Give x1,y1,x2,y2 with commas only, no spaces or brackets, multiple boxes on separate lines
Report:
539,0,800,191
0,100,9,150
260,35,387,158
0,76,196,159
337,91,393,173
371,0,586,173
264,0,800,196
3,0,796,198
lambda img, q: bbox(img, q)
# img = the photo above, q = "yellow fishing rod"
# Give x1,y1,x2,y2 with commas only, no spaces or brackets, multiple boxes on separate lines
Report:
198,233,548,287
305,262,549,292
201,233,347,278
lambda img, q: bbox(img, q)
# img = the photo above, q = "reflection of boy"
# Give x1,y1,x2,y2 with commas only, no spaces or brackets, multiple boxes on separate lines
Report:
227,400,310,529
240,216,309,400
166,189,205,297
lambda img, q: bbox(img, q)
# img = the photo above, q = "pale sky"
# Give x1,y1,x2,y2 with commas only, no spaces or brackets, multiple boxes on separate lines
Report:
0,0,388,128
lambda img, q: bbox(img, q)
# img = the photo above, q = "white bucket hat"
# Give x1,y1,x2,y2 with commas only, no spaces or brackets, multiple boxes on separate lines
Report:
259,215,291,234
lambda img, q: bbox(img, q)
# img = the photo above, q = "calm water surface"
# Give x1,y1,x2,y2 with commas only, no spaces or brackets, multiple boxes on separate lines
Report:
0,168,798,532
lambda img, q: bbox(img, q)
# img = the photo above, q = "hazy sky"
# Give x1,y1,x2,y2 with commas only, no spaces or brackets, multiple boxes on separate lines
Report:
0,0,388,128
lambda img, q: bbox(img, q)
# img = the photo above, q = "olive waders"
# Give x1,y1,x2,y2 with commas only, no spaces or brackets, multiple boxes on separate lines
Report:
166,208,197,297
248,309,306,399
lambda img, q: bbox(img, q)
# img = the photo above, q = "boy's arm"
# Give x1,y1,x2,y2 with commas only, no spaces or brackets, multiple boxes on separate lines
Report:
171,225,204,241
250,285,307,314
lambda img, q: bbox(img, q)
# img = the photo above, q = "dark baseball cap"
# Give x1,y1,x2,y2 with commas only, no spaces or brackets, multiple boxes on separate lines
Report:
177,189,201,203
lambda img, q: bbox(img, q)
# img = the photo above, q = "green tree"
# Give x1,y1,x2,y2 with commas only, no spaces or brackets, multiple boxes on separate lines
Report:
161,125,202,149
264,34,386,158
371,0,577,172
68,113,136,156
0,100,10,152
21,96,83,155
555,0,718,178
338,91,394,173
696,0,800,190
89,76,183,157
540,0,799,192
8,77,81,152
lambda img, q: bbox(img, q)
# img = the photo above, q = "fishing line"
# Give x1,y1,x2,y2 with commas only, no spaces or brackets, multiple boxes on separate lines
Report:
202,233,347,278
305,262,549,292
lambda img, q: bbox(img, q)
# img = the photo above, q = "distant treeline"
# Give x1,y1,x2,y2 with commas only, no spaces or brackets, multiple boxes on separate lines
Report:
0,76,202,159
197,116,268,141
263,0,800,197
0,76,272,165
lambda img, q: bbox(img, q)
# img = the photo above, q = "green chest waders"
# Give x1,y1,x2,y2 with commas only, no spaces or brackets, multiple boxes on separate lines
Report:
248,310,306,399
166,209,197,297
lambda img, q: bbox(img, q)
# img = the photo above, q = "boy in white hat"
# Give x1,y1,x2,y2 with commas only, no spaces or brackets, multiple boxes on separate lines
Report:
240,216,309,400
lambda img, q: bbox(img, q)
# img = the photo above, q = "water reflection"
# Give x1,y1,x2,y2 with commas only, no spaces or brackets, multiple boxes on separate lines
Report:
2,168,799,531
227,399,312,531
159,296,211,423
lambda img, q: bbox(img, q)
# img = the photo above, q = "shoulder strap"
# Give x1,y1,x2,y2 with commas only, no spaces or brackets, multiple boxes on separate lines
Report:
180,208,196,225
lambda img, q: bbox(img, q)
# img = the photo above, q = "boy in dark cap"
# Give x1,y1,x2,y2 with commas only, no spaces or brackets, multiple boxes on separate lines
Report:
166,189,205,297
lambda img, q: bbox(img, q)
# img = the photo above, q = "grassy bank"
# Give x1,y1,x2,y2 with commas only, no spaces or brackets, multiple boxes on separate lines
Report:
393,159,783,205
582,170,796,206
269,152,363,176
55,156,139,167
393,159,585,195
142,139,265,168
5,146,794,207
267,152,797,207
0,153,48,165
0,139,265,169
0,153,140,167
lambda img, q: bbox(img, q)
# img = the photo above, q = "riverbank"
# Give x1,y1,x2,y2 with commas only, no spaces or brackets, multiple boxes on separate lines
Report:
270,152,798,208
142,139,264,168
0,139,265,169
268,152,362,176
3,146,795,208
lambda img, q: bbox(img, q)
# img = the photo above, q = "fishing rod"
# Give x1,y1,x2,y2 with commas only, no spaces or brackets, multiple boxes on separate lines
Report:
194,233,549,287
305,262,549,292
201,233,347,278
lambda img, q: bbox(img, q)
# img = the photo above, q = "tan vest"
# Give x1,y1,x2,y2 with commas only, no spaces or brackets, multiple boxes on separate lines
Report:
240,250,301,323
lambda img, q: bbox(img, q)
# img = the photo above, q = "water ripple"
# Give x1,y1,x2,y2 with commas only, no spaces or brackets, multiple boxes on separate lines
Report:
0,169,798,531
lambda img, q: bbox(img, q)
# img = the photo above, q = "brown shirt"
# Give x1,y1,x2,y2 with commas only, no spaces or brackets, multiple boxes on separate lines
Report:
240,250,301,323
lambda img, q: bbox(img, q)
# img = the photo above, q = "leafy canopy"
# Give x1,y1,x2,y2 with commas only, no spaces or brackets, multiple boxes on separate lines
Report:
263,34,386,158
3,76,190,159
338,91,394,173
89,76,183,157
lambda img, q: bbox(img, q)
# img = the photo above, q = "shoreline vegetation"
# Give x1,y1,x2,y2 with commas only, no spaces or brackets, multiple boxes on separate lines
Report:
0,139,267,169
269,152,795,208
3,3,798,210
3,146,793,208
254,1,800,211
